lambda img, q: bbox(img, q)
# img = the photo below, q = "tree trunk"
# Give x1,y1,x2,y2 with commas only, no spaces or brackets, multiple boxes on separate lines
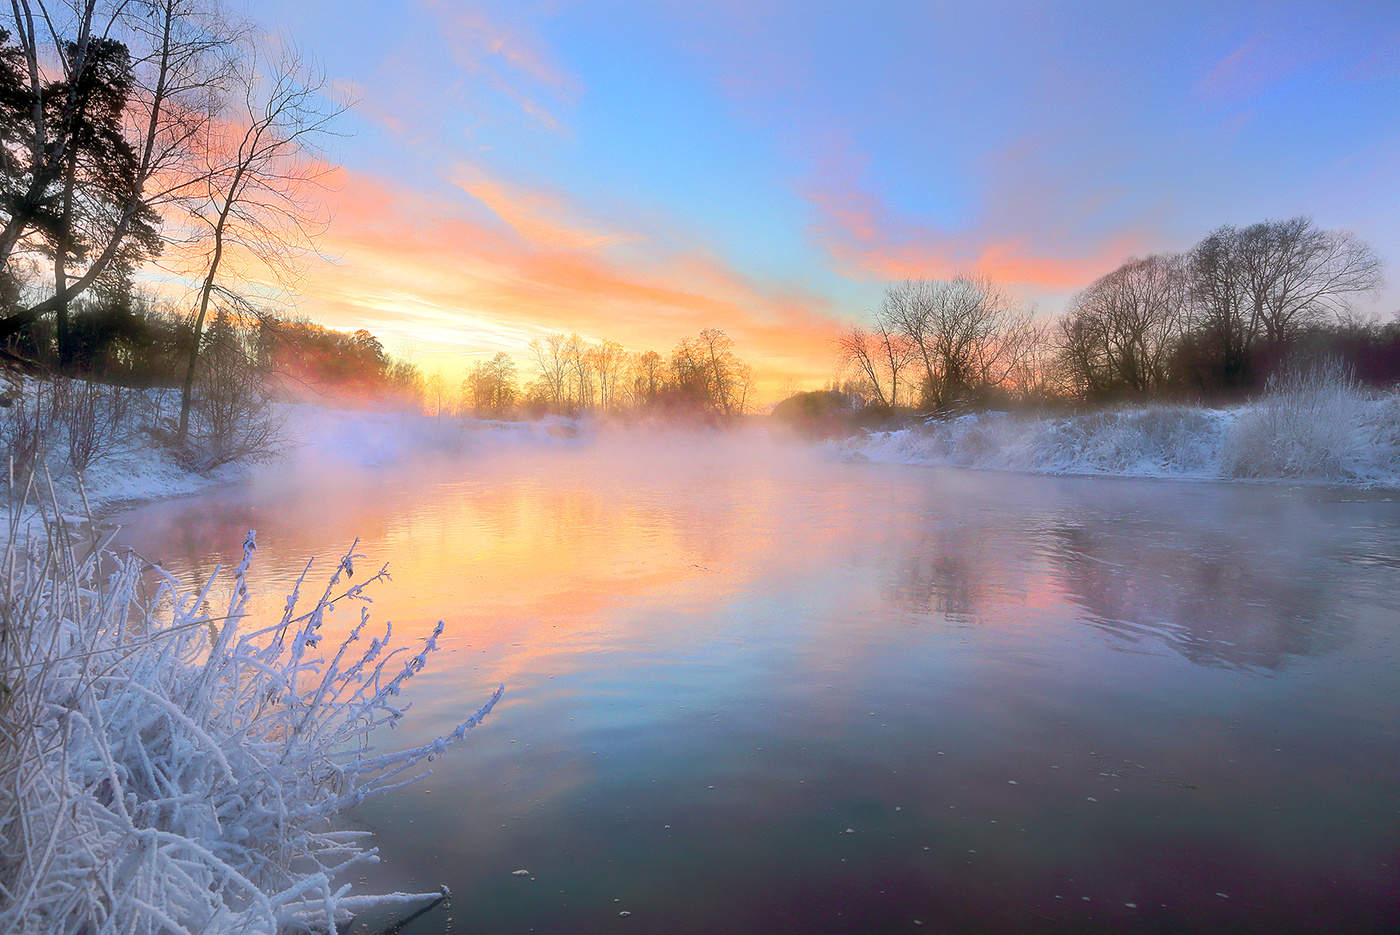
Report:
55,148,78,370
179,239,223,446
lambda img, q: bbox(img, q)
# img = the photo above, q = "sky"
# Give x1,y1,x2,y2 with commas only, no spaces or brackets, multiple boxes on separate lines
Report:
244,0,1400,399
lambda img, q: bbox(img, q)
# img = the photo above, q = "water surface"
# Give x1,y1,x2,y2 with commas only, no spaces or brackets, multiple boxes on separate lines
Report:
112,433,1400,933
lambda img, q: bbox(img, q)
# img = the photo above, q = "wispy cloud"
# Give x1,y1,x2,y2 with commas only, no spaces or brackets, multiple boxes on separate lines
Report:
420,0,581,133
1194,31,1317,103
803,144,1144,292
452,163,632,251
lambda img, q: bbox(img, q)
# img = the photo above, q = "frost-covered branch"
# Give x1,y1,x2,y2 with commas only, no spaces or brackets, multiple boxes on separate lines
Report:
0,486,502,934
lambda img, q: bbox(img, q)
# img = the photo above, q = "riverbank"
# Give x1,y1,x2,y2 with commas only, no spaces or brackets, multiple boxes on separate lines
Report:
832,386,1400,489
0,374,585,523
11,371,1400,535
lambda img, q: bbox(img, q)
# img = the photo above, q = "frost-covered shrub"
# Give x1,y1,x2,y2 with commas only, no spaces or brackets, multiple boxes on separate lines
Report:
54,379,108,472
0,493,501,934
1224,358,1368,480
841,376,1399,486
3,378,153,481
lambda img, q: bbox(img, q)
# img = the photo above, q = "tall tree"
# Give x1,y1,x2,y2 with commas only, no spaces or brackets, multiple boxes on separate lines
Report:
1058,254,1188,397
530,332,571,411
879,276,1036,412
838,312,916,410
176,44,341,444
1237,217,1381,345
1184,218,1381,391
49,37,159,367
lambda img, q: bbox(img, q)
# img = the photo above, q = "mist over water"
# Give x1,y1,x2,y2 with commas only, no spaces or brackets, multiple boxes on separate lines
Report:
111,426,1400,933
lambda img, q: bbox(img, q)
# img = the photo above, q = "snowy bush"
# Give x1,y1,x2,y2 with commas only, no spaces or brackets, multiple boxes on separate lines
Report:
0,483,502,934
1223,358,1369,481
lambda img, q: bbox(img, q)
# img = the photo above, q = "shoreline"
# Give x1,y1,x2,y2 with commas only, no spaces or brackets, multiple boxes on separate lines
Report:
829,396,1400,491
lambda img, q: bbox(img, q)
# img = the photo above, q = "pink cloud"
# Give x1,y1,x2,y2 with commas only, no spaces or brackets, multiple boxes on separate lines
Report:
803,145,1144,292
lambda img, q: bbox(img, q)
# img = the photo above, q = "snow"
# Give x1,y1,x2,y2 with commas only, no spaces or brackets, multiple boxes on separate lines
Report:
1,377,586,523
833,390,1400,488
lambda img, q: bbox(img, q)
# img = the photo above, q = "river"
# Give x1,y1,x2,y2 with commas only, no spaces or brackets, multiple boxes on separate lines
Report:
110,431,1400,933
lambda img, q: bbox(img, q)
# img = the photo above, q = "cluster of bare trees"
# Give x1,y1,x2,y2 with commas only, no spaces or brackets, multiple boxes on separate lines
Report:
0,0,341,455
462,351,517,418
839,275,1045,412
841,217,1384,411
1062,217,1382,398
1058,254,1188,397
524,327,751,418
438,327,753,421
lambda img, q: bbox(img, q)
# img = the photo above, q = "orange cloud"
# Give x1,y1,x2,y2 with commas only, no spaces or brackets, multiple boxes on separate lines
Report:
452,163,632,251
294,165,844,399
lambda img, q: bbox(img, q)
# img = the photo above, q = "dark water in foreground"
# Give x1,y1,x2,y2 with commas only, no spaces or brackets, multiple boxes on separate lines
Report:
111,435,1400,933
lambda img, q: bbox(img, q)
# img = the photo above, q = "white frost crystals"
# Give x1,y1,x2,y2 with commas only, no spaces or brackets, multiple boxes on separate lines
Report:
0,479,503,934
838,367,1400,487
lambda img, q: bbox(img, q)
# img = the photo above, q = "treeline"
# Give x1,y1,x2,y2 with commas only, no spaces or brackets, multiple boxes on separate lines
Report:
841,216,1393,412
4,285,423,400
447,328,753,421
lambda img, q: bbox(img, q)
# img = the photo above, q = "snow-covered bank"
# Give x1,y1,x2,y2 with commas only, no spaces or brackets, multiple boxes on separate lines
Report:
834,389,1400,487
0,374,586,521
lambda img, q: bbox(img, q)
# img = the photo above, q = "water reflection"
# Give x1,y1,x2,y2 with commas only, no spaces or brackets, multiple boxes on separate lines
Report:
109,435,1400,934
867,472,1392,670
1046,520,1345,670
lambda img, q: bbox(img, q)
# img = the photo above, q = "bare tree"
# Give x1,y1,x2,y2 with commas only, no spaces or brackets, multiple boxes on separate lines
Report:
838,310,916,409
628,348,664,408
424,371,445,419
879,276,1035,412
564,333,592,412
1185,226,1254,387
1238,217,1382,344
697,327,747,416
1184,218,1382,390
463,351,517,417
1058,254,1188,397
589,339,624,412
175,42,343,444
529,332,570,411
185,308,278,466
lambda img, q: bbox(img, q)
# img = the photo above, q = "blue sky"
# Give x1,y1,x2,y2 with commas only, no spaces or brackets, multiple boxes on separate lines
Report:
251,0,1400,391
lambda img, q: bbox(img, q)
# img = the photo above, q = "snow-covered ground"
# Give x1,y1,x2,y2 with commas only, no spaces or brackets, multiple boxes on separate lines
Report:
833,390,1400,487
11,370,1400,535
2,380,587,522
